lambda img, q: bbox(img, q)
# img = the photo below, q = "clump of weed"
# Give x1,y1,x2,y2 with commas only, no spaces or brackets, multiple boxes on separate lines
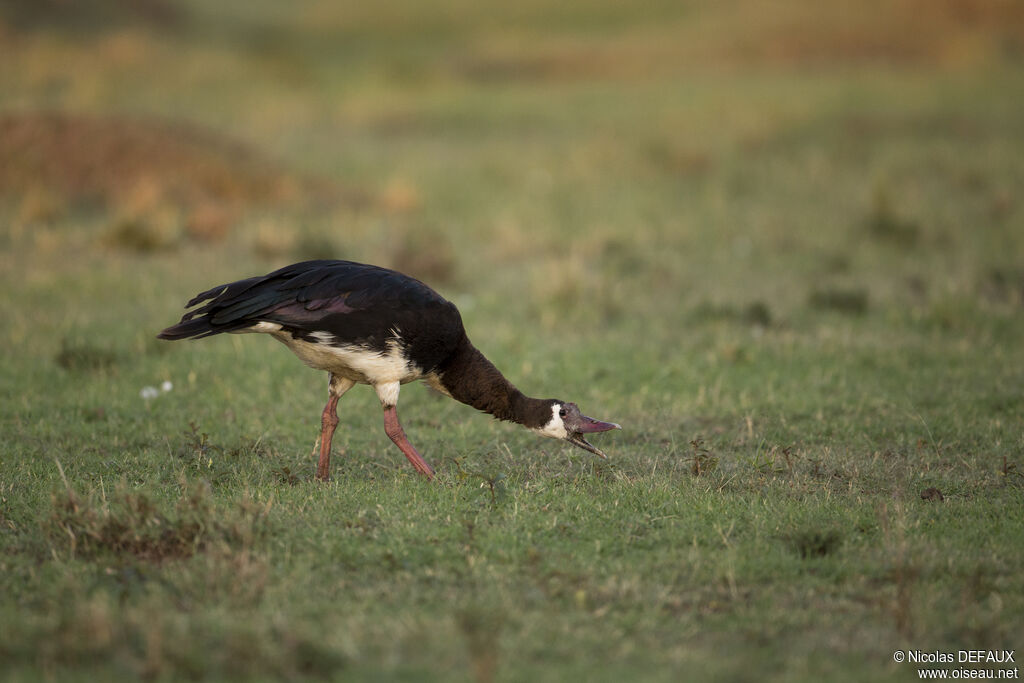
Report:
272,465,301,486
808,286,869,315
999,457,1022,487
688,437,718,476
54,338,119,372
46,478,271,562
176,422,218,464
785,527,843,558
748,444,798,476
451,458,509,506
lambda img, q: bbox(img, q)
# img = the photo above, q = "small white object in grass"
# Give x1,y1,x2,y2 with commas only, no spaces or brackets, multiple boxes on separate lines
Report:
140,386,159,400
161,380,173,393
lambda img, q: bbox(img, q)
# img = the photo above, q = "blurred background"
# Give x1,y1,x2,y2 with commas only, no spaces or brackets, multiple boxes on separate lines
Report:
2,0,1023,422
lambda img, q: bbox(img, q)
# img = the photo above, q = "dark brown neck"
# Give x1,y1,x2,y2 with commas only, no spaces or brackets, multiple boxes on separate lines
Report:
436,336,552,429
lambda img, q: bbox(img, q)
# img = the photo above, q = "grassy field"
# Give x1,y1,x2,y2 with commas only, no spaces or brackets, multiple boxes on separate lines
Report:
2,1,1024,681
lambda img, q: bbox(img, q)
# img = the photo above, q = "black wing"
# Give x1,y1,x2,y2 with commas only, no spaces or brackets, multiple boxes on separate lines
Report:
158,260,465,371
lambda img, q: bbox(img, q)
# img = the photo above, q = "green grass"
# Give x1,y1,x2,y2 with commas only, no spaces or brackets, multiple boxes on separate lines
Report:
2,1,1024,681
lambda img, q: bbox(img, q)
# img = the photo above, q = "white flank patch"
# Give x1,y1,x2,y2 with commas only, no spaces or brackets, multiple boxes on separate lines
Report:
532,403,568,440
271,332,420,388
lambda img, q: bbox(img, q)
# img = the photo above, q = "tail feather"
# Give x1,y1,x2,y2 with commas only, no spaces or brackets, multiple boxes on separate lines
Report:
159,277,268,341
157,317,249,340
157,318,211,340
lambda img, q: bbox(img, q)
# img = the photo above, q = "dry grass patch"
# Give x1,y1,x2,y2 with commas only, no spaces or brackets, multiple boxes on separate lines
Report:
46,477,271,562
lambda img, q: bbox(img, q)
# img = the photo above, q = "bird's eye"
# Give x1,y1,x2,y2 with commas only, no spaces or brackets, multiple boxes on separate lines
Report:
558,407,568,418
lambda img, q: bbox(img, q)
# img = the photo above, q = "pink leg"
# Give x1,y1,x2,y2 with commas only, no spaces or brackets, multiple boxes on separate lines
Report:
316,394,339,481
316,374,355,482
383,406,435,479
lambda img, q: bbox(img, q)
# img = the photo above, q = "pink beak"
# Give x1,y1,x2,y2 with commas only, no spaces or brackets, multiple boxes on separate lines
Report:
565,411,621,458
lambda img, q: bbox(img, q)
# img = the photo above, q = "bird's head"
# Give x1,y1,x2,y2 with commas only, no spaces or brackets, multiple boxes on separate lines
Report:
533,400,620,458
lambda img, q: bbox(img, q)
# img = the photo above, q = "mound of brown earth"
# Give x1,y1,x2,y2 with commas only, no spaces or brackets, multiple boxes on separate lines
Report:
0,112,304,207
0,112,352,244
